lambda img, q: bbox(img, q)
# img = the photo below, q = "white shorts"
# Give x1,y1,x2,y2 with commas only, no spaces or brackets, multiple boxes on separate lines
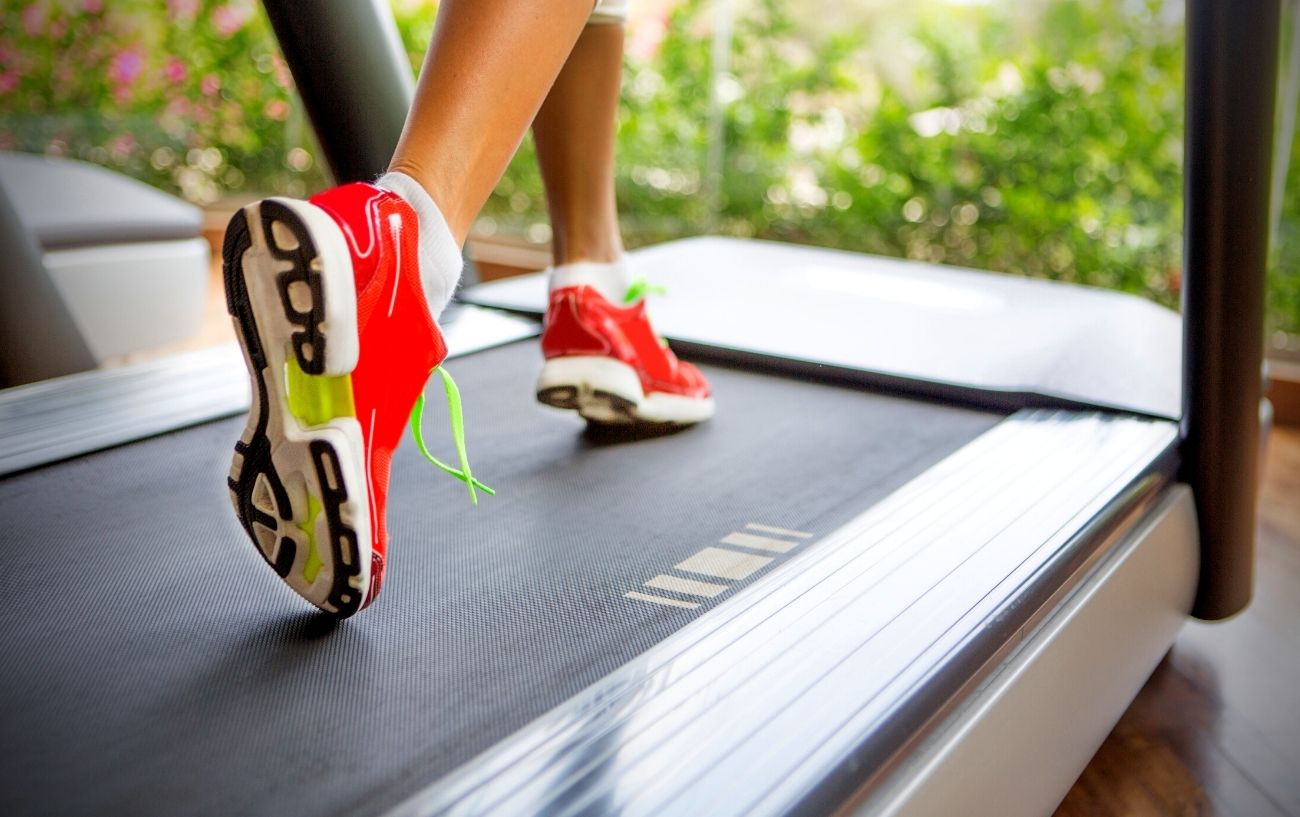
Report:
590,0,629,24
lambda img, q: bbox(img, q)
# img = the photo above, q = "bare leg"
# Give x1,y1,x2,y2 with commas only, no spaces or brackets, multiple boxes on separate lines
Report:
532,23,626,266
388,0,595,245
529,20,714,427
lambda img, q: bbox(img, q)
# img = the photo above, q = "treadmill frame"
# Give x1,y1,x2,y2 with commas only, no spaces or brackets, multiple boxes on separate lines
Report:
0,336,1192,817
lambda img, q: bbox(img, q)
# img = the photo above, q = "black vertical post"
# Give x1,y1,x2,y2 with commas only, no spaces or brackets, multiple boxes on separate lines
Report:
260,0,480,288
1182,0,1281,620
261,0,414,183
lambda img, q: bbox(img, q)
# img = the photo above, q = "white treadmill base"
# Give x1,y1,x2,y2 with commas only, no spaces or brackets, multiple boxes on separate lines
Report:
861,485,1199,817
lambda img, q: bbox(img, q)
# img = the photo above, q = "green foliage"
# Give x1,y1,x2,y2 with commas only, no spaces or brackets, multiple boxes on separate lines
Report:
1275,127,1300,339
0,0,1296,334
1272,8,1300,342
597,0,1188,306
0,0,326,200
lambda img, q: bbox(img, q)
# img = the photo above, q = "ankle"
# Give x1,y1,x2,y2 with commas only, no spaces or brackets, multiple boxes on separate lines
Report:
551,228,624,267
376,170,465,317
549,257,632,304
552,247,624,266
385,159,472,246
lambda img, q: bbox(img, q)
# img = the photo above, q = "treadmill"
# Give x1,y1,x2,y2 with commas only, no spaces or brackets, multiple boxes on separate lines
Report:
0,2,1277,815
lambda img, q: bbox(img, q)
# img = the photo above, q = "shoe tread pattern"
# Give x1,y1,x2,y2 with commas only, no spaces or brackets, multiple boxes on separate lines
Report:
224,204,364,618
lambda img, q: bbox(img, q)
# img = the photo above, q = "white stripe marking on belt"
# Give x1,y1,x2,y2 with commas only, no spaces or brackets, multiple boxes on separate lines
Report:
721,531,798,554
624,591,699,609
675,547,772,580
645,574,728,598
745,523,813,539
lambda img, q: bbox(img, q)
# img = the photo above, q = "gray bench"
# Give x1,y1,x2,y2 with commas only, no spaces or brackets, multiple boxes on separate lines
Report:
0,151,210,378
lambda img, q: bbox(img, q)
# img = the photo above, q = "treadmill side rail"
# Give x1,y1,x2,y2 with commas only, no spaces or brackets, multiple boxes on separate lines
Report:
0,305,539,477
856,485,1199,817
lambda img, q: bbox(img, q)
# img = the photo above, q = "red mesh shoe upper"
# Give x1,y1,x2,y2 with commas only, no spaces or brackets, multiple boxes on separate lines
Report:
308,183,448,605
541,285,710,399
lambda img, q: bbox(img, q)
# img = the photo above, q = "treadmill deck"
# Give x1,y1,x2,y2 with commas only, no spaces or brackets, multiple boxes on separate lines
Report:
0,339,999,817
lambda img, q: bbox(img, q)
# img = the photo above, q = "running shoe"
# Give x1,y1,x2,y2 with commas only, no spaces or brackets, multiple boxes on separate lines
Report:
223,182,487,618
537,282,714,425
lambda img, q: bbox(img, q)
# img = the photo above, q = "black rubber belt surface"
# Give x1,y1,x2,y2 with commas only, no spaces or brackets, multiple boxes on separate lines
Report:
0,341,1000,817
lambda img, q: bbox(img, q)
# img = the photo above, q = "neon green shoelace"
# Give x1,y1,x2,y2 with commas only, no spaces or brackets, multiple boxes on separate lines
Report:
622,277,671,348
408,366,494,504
622,276,668,305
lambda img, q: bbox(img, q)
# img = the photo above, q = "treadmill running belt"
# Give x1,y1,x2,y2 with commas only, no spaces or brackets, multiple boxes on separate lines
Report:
0,341,1000,817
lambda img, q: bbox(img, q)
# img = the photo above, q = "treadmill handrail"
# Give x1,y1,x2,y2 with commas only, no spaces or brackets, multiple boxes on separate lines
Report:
1180,0,1280,619
261,0,412,185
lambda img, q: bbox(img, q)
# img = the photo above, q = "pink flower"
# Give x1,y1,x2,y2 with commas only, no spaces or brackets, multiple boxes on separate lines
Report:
200,74,220,96
167,0,199,22
0,70,19,95
108,133,137,160
270,53,291,90
164,57,187,85
82,0,104,13
211,3,252,38
263,98,289,121
21,4,46,37
108,46,144,88
627,19,667,62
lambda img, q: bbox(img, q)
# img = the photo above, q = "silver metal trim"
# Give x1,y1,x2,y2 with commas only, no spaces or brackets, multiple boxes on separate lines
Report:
0,305,539,476
383,410,1178,817
856,486,1198,817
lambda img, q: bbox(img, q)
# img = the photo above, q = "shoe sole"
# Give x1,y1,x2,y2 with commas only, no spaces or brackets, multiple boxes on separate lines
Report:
536,355,715,425
224,198,373,618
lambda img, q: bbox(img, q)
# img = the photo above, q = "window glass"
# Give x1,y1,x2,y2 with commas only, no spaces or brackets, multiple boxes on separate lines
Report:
1,0,1296,341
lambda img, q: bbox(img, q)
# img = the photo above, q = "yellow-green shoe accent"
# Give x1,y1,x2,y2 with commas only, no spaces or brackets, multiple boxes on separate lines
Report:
285,356,356,426
297,493,325,583
282,357,353,584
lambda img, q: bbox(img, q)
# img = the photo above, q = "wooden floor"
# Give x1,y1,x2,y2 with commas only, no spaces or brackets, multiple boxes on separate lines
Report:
1055,423,1300,817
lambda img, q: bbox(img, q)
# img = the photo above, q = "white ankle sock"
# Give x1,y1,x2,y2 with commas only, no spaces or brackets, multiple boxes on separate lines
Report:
549,257,633,305
375,171,463,317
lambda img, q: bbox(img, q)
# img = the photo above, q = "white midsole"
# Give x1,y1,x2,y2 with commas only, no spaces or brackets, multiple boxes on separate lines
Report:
537,355,715,424
260,197,360,375
641,390,717,424
236,198,372,611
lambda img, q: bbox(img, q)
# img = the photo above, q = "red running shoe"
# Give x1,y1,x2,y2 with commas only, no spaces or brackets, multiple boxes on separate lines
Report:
223,183,487,618
537,284,714,425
